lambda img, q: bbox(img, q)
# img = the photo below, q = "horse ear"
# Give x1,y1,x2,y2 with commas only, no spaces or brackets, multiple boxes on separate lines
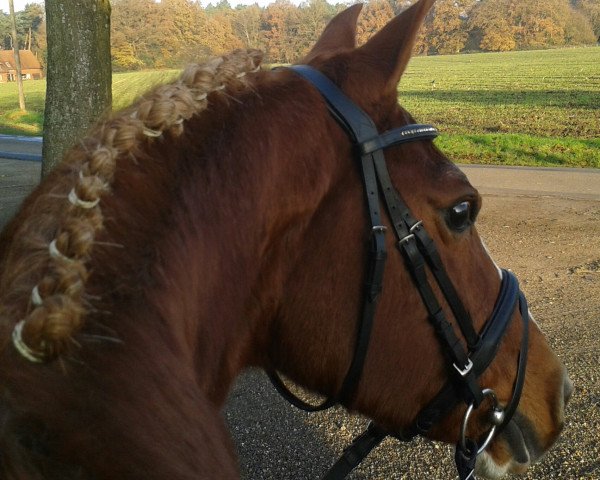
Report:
357,0,434,93
300,4,363,63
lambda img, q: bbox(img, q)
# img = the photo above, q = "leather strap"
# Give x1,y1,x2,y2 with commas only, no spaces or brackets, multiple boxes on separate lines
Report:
268,66,388,410
321,422,387,480
268,65,530,480
401,270,528,440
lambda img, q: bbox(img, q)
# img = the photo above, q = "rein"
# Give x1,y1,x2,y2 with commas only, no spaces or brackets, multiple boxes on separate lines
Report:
268,66,530,480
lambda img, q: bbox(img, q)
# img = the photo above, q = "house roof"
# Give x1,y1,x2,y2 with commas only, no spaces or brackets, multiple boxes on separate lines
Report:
0,50,42,71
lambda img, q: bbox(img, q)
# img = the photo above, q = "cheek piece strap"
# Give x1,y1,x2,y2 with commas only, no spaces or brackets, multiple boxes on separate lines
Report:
268,65,529,480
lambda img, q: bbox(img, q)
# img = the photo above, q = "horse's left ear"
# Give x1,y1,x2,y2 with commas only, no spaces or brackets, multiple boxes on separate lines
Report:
357,0,434,94
300,4,363,63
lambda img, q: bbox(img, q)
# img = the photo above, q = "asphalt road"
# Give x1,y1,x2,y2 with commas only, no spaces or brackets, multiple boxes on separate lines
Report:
0,134,42,162
1,154,598,229
460,164,600,201
0,155,599,479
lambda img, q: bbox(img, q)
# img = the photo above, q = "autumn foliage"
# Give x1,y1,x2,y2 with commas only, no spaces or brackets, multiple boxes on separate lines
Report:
109,0,598,70
2,0,597,72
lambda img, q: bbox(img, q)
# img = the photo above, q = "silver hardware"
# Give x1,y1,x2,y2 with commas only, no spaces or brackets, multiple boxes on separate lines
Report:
399,220,423,244
453,358,474,377
372,225,388,233
490,407,506,426
460,388,504,455
398,233,415,245
409,220,423,232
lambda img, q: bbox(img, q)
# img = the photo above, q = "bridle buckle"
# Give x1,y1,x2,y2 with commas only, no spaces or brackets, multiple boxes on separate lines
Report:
409,220,423,232
453,358,474,377
398,220,423,245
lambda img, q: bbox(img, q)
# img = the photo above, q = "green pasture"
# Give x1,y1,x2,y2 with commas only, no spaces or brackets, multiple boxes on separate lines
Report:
400,46,600,168
0,70,179,136
1,46,598,167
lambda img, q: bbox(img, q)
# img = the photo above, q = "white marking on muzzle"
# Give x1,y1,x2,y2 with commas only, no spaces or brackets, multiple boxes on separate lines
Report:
475,451,511,479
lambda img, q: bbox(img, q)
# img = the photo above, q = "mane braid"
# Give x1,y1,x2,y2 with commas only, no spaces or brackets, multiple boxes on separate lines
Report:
7,48,263,363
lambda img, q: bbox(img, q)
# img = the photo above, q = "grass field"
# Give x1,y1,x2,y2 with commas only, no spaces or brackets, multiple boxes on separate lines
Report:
0,46,598,167
0,70,179,136
400,46,600,167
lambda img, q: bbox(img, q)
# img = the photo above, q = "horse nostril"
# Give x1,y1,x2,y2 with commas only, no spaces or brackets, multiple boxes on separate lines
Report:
563,375,574,404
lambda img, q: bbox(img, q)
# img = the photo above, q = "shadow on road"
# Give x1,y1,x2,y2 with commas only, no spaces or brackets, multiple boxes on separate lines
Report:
225,370,339,479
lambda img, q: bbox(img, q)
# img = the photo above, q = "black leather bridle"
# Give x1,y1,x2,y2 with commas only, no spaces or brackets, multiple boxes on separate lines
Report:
268,65,530,480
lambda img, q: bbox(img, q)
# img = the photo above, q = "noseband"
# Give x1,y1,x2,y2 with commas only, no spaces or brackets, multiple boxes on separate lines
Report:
268,66,530,480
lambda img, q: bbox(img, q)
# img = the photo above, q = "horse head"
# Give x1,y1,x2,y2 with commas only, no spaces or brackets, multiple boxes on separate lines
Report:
264,1,571,478
0,1,570,478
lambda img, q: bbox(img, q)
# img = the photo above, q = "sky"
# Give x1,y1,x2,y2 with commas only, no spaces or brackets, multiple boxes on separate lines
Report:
0,0,43,13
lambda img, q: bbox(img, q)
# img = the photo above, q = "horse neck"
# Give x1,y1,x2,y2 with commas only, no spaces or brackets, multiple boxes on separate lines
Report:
123,89,347,405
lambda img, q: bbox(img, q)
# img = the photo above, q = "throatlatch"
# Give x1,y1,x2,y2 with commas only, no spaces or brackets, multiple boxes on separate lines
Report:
269,65,529,480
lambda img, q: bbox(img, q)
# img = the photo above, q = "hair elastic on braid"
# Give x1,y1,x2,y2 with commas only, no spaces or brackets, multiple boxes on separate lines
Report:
12,321,44,363
31,285,43,307
68,188,100,209
48,239,74,263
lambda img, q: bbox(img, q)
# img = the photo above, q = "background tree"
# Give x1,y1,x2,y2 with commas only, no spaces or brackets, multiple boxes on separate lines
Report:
16,3,44,50
8,0,25,111
106,0,598,67
204,6,243,56
233,5,264,49
263,0,298,63
512,0,567,49
563,7,597,45
42,0,112,176
576,0,600,40
295,0,335,56
428,0,474,54
111,0,161,69
468,0,517,52
357,0,395,45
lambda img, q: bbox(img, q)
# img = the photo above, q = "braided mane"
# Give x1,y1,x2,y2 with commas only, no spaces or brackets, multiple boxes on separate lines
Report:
0,49,263,362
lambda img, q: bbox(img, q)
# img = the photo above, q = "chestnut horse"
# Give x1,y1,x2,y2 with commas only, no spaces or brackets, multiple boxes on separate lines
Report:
0,1,570,478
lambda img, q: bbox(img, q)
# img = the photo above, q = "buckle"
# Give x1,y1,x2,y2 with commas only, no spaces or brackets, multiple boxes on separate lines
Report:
372,225,387,233
398,220,423,245
409,220,423,232
398,233,414,245
453,359,474,377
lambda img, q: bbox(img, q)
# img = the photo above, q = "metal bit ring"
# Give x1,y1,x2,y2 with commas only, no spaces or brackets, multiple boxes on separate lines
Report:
460,388,505,455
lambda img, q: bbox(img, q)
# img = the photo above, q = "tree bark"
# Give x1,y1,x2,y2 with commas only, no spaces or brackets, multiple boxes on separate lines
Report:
8,0,26,111
42,0,112,177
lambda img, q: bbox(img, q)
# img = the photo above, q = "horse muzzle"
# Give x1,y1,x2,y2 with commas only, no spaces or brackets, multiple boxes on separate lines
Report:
476,369,573,479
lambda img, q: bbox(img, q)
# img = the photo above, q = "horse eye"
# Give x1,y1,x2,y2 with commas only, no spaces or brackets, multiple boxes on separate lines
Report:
446,201,472,232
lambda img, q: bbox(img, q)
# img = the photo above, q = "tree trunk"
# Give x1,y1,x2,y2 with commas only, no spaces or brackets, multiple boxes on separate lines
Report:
8,0,26,111
42,0,112,177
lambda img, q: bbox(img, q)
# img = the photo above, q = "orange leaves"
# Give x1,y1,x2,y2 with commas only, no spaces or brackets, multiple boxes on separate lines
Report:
357,0,395,46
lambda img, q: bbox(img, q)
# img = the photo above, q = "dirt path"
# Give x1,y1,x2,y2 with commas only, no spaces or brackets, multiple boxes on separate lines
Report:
474,195,599,479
